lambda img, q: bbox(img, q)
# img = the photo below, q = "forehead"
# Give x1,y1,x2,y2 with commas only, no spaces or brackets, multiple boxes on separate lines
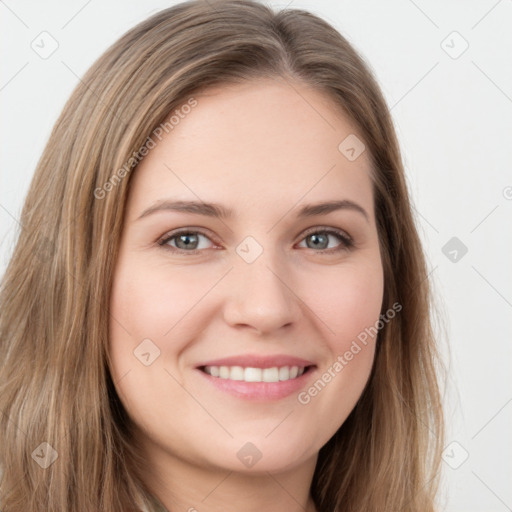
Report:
127,79,374,219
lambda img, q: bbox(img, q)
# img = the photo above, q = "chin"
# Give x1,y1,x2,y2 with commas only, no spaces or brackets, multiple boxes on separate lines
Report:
205,435,318,474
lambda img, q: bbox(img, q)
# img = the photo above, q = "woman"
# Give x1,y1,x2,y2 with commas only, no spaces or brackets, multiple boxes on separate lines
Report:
0,1,444,510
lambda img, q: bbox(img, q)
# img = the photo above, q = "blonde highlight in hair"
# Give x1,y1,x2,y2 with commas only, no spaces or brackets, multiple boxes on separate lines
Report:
0,1,444,510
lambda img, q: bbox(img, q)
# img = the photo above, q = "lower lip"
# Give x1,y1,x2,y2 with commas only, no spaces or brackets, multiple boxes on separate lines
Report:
196,367,316,401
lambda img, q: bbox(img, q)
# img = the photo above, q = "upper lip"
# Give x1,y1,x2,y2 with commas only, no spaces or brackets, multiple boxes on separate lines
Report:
196,354,316,369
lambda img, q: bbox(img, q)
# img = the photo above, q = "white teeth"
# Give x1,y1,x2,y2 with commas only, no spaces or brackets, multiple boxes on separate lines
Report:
203,365,307,382
230,366,244,380
244,367,262,382
262,367,279,383
278,366,289,381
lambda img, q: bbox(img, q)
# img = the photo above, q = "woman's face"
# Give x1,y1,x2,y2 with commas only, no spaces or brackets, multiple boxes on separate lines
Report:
109,78,384,475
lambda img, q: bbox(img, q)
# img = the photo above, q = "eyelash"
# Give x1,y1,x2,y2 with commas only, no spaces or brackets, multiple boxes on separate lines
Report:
157,227,355,255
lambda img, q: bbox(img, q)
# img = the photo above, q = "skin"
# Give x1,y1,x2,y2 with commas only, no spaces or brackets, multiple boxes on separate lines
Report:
109,77,384,512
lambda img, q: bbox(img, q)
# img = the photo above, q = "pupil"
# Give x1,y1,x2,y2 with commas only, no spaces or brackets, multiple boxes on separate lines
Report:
309,233,327,249
179,234,197,249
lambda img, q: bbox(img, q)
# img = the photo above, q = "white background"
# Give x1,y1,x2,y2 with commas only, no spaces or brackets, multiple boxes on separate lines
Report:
1,1,511,511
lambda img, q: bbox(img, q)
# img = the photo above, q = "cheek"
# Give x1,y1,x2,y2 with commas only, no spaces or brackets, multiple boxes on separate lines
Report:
108,255,179,380
110,259,205,347
107,259,199,432
311,257,384,350
295,257,384,427
108,255,220,415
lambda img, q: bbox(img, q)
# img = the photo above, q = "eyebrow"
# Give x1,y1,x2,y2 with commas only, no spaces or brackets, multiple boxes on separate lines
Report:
136,199,369,223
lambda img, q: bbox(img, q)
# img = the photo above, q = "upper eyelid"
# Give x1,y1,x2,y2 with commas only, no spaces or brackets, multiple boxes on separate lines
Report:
300,225,352,240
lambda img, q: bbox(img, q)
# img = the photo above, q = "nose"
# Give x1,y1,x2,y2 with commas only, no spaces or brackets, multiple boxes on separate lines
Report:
222,254,302,336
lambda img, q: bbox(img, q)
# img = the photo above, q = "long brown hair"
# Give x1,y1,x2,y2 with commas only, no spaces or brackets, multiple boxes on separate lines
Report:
0,1,444,510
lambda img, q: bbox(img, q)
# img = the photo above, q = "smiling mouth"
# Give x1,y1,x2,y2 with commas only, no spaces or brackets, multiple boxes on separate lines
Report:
199,365,314,383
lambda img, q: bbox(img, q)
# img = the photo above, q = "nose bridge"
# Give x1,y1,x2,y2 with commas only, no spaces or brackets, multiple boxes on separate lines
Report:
223,239,301,333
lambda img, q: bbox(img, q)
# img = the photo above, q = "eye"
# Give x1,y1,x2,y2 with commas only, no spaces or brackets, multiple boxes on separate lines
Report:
158,229,215,253
297,228,354,254
157,227,354,254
